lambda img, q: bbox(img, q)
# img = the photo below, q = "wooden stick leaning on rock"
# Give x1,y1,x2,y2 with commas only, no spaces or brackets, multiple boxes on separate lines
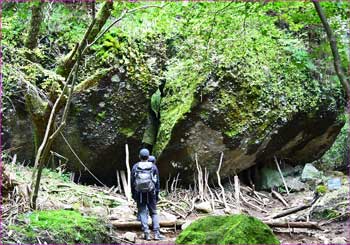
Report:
217,152,229,211
274,156,289,195
205,167,216,211
195,154,204,201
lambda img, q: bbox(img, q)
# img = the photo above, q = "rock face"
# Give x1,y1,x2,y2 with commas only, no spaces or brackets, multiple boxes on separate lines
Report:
2,106,35,162
54,66,158,185
175,214,280,244
155,61,344,182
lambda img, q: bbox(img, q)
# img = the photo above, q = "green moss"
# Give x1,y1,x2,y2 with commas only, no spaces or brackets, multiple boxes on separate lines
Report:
320,114,348,169
176,214,280,244
316,185,327,195
8,210,110,244
154,58,205,155
25,93,48,117
319,209,340,219
120,127,135,137
42,168,71,182
151,7,344,157
75,68,112,92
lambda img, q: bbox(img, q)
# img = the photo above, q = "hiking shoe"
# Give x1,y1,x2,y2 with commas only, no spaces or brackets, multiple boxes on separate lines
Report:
144,232,151,241
154,230,165,240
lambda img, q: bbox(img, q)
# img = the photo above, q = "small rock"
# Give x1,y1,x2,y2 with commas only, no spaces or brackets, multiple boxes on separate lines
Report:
257,167,282,190
109,205,135,221
123,232,137,242
194,201,212,213
159,211,177,223
62,205,73,210
89,206,107,217
332,237,347,244
318,235,330,244
111,74,120,83
285,176,308,192
213,209,226,215
301,163,321,181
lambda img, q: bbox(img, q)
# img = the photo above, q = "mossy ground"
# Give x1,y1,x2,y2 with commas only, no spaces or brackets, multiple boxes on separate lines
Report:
7,210,111,244
176,214,280,244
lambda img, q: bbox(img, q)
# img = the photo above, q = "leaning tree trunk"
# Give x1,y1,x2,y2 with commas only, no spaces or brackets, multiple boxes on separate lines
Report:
25,93,52,153
312,2,350,96
24,2,44,50
312,1,350,168
30,0,117,209
56,1,114,77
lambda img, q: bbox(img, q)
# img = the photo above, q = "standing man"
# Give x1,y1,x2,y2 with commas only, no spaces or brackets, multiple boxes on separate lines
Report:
131,148,164,240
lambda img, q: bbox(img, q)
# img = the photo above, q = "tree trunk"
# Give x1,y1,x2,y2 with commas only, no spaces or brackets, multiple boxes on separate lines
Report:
56,1,114,77
24,2,44,50
24,93,51,153
312,1,350,98
312,1,350,171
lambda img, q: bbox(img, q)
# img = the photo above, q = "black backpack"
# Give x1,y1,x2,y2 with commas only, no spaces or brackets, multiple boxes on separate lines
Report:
134,161,156,193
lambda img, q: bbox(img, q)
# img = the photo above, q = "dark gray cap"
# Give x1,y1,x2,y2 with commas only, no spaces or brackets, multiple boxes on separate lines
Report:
139,148,150,158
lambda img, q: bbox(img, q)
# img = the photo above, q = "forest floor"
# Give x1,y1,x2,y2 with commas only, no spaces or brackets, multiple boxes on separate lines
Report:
2,161,350,244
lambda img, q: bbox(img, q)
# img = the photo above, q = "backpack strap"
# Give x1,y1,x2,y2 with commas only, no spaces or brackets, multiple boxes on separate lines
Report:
137,161,153,170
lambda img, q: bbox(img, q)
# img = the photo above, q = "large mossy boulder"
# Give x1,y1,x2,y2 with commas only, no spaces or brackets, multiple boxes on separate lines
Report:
175,215,280,244
153,12,345,182
7,210,112,244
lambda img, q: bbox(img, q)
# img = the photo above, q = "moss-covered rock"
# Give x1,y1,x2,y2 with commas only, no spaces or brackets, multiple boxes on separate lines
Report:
311,182,349,220
7,210,112,244
53,32,159,184
153,11,345,181
175,214,280,244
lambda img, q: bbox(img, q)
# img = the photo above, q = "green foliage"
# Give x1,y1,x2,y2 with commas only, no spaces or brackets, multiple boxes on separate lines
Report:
316,185,327,195
2,3,31,47
176,214,280,244
320,114,348,169
97,111,106,121
8,210,110,244
318,209,340,220
151,88,161,118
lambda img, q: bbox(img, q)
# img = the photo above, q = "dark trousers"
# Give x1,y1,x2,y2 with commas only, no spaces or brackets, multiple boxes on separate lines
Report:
136,193,160,233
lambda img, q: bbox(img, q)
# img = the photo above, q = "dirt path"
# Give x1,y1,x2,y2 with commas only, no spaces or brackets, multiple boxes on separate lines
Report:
3,163,349,244
112,188,349,244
